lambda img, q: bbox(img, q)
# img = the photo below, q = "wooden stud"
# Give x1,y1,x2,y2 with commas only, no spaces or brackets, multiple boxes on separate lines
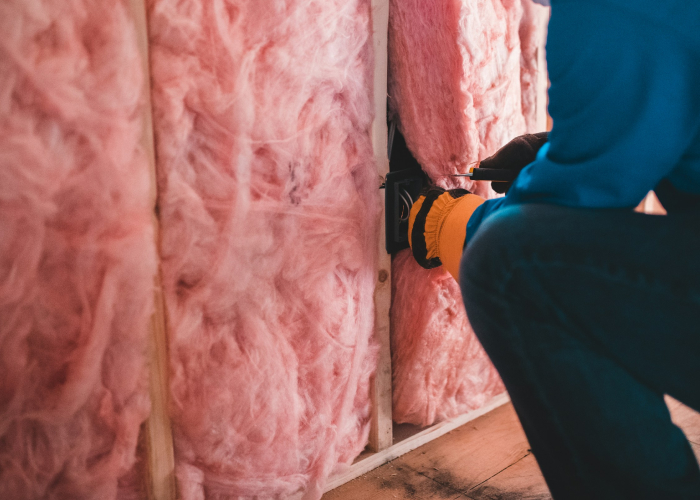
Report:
144,290,177,500
369,0,393,453
128,1,177,499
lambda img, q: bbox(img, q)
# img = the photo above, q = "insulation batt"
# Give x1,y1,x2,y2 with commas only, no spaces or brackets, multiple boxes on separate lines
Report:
388,0,549,426
0,1,155,498
519,0,550,132
148,0,379,498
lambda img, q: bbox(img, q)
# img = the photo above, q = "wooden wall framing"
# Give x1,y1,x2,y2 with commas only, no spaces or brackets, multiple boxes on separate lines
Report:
322,1,550,491
127,0,549,497
369,0,394,455
129,1,177,499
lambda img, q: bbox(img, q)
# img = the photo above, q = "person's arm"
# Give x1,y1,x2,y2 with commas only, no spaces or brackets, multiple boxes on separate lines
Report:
466,0,700,244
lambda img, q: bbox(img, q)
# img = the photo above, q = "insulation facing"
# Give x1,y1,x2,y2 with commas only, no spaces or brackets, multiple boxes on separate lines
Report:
0,1,156,498
147,0,380,498
388,0,548,426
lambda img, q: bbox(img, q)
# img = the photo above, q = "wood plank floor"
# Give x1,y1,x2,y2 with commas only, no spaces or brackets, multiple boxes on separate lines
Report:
323,398,700,500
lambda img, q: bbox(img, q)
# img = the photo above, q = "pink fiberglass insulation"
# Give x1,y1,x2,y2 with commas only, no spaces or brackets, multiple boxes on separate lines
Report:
388,0,548,426
519,0,550,132
148,0,379,498
0,1,155,499
391,252,505,425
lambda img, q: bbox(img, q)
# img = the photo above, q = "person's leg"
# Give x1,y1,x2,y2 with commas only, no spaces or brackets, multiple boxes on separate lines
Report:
460,204,700,499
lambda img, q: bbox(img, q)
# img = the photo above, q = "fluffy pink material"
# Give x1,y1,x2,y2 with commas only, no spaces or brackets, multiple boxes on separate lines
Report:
389,0,536,190
148,0,379,498
519,0,550,131
0,1,155,498
391,253,505,425
388,0,548,426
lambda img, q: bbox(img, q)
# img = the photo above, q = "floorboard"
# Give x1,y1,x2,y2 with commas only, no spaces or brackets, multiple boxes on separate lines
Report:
398,404,531,492
467,454,550,500
321,460,468,500
324,399,700,500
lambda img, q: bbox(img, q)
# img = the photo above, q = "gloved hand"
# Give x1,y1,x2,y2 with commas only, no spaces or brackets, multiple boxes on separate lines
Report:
408,186,485,281
479,131,549,193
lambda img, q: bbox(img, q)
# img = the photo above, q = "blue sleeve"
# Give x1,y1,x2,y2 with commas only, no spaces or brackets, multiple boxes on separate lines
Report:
466,0,700,244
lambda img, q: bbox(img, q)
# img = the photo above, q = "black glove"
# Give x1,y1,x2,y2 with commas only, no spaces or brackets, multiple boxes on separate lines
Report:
479,132,549,194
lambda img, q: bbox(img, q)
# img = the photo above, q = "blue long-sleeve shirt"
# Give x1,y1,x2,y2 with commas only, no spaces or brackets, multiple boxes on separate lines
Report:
466,0,700,244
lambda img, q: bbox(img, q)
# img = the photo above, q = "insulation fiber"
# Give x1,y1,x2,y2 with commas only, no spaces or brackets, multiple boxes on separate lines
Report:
519,0,550,132
148,0,380,498
0,0,156,498
389,0,548,426
391,252,505,425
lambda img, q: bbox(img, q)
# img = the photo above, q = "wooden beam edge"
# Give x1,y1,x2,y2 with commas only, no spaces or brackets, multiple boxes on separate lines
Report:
369,0,393,454
128,1,177,499
145,291,177,500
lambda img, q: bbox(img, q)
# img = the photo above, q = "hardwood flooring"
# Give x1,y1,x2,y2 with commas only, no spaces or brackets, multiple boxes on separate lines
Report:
323,398,700,500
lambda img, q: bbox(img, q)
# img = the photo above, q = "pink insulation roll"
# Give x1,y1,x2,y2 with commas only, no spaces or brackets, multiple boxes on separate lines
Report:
0,1,155,499
389,0,549,426
148,0,379,498
519,0,550,132
391,253,505,425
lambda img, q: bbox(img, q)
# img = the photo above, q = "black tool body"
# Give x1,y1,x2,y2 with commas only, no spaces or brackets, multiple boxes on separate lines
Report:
383,125,518,254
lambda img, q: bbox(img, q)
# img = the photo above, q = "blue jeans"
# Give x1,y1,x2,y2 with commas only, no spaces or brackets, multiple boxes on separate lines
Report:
460,204,700,499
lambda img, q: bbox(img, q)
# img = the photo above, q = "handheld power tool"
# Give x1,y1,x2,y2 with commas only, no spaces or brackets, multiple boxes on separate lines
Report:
383,124,517,254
